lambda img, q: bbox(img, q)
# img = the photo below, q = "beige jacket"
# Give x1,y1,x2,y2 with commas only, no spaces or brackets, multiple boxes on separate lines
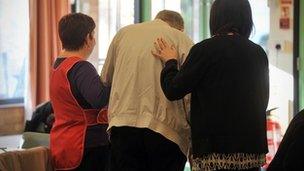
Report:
101,19,193,155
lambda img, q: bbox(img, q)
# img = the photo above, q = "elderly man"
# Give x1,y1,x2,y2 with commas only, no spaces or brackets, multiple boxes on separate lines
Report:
101,10,193,171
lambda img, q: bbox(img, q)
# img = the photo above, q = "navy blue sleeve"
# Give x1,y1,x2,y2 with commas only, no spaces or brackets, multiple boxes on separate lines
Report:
70,61,111,109
161,43,207,101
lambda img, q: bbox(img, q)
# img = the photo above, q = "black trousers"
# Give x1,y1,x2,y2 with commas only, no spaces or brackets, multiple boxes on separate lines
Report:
110,126,186,171
72,145,110,171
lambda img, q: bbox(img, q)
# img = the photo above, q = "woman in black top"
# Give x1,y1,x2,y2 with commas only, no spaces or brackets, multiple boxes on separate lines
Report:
152,0,269,170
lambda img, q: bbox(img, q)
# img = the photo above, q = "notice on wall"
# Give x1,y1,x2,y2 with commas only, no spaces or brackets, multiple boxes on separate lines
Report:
281,0,292,4
281,6,290,18
280,18,290,29
280,6,291,29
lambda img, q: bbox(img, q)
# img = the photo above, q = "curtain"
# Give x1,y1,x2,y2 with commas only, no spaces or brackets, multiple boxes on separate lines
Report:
26,0,70,119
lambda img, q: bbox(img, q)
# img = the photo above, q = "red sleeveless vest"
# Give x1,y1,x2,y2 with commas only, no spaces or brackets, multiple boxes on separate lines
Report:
50,57,107,170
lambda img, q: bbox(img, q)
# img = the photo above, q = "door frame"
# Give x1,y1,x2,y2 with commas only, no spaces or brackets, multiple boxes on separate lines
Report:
295,0,304,113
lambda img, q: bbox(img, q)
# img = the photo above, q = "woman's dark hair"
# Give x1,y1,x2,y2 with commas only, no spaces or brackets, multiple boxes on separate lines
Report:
58,13,95,51
210,0,253,38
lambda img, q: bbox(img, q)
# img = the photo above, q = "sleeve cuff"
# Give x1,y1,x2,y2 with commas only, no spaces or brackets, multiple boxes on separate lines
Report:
165,59,178,67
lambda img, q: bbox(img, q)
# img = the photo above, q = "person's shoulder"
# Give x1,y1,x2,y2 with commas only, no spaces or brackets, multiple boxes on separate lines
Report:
175,29,192,40
72,60,96,72
232,36,262,50
191,37,214,50
298,110,304,119
179,39,209,55
290,110,304,128
289,113,304,142
226,36,267,56
67,60,98,81
110,23,139,41
118,22,144,33
246,38,264,49
113,22,151,42
172,30,194,46
247,39,267,57
199,37,214,44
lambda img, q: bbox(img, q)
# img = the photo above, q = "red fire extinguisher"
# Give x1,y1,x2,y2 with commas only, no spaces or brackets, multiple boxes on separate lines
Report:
263,107,282,169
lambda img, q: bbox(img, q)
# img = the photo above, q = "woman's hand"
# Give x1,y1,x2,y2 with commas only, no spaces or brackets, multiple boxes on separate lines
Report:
151,38,178,62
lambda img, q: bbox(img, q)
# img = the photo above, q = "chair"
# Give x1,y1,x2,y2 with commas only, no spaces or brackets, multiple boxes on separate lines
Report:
22,132,50,149
0,146,53,171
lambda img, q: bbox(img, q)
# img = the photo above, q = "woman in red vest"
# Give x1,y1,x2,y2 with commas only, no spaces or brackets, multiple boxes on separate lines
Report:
50,13,110,171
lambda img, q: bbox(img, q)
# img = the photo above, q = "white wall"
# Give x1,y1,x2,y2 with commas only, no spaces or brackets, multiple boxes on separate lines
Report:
267,0,294,133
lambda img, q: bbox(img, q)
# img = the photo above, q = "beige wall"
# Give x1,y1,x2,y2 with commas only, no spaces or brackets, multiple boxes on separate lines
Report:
268,0,294,133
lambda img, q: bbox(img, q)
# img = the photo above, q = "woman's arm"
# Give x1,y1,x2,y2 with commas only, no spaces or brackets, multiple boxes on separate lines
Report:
73,61,111,109
153,38,208,101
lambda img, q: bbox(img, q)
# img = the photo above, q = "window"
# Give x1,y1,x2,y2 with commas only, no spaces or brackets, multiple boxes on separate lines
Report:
0,0,29,105
98,0,134,71
75,0,135,71
151,0,181,18
249,0,270,51
74,0,213,71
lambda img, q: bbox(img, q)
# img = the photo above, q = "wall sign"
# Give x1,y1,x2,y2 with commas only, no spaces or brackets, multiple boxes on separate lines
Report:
281,0,292,4
280,6,291,29
280,18,290,29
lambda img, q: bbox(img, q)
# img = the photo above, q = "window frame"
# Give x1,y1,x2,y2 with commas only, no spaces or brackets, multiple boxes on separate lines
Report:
295,0,304,113
134,0,151,23
0,98,24,105
0,0,29,106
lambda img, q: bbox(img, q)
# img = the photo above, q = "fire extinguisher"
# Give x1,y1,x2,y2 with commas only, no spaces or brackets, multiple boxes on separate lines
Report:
263,107,282,169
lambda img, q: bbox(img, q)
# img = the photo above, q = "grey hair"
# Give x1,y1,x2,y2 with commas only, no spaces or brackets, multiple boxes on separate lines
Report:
155,10,184,31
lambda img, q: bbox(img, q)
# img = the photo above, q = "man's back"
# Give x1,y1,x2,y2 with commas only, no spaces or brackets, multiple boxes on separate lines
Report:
101,19,193,155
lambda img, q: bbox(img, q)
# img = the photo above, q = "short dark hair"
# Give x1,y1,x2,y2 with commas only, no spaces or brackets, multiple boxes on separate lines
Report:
58,13,96,51
210,0,253,38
